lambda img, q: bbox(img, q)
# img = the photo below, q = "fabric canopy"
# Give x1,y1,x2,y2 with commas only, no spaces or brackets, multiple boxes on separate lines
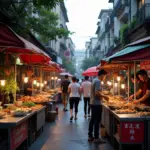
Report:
97,63,130,71
104,44,150,62
82,66,98,76
0,23,51,64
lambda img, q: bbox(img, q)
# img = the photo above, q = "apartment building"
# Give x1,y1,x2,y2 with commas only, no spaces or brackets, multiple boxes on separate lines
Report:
94,9,113,60
94,0,150,60
47,2,70,64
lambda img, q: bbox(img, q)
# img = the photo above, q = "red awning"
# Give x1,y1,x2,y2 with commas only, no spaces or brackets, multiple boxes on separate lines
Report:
0,23,51,64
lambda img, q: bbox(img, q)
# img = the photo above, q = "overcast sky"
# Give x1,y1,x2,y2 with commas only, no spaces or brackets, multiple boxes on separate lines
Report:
65,0,112,50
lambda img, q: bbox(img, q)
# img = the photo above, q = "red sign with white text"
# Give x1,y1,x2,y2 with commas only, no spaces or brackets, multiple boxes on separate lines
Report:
10,121,28,150
121,122,144,143
140,60,150,70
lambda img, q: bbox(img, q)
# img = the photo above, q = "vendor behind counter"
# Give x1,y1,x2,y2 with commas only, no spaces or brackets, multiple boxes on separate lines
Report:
131,70,150,105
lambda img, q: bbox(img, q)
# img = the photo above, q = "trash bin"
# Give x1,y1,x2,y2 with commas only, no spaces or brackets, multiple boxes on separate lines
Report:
46,111,57,122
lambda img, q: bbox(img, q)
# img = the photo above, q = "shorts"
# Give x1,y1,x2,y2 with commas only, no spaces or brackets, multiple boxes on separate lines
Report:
62,93,69,102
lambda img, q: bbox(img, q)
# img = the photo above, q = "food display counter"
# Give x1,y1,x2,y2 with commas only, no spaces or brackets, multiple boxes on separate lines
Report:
0,106,46,150
101,93,150,150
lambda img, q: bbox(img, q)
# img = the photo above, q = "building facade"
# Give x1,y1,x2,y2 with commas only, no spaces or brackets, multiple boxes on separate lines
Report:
74,50,86,79
94,0,150,60
46,2,73,64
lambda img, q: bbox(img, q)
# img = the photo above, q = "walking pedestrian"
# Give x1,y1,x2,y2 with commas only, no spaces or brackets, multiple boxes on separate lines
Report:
61,75,70,111
68,76,81,121
81,76,91,118
88,70,109,144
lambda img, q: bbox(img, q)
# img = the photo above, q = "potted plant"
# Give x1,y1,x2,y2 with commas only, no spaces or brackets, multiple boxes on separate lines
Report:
0,73,19,104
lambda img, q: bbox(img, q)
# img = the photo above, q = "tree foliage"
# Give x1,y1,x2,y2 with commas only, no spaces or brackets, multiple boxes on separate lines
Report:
0,0,71,42
62,57,76,75
25,6,71,42
81,57,99,71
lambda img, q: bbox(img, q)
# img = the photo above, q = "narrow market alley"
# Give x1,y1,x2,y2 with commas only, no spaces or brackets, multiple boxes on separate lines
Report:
29,101,115,150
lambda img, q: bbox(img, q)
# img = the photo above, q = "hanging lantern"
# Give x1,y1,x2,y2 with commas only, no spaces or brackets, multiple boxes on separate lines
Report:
41,83,44,87
36,82,40,87
24,77,28,83
33,80,37,85
0,80,6,86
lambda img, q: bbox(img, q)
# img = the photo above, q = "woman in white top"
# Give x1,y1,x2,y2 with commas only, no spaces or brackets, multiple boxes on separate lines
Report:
68,76,81,121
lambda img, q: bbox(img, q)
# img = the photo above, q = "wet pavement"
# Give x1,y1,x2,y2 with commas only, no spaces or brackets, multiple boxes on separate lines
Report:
29,101,115,150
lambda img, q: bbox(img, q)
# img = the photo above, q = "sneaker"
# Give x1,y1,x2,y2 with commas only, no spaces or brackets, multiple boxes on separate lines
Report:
70,116,73,121
88,137,94,142
93,138,106,144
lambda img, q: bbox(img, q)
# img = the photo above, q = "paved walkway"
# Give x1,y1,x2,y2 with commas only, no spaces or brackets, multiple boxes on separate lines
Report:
29,101,115,150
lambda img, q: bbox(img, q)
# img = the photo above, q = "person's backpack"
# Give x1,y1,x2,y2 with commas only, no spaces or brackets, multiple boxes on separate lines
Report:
62,80,70,93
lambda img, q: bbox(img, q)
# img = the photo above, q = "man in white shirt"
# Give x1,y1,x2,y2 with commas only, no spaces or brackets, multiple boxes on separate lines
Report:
81,76,91,118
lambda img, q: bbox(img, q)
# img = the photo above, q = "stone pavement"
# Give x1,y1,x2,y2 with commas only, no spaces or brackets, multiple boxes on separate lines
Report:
29,101,115,150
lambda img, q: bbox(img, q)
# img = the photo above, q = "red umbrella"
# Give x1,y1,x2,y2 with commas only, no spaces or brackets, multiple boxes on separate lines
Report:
82,66,98,76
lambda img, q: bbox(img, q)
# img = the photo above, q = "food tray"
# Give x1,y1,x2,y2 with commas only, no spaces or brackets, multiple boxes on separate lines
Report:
13,112,27,117
109,105,122,110
135,106,150,112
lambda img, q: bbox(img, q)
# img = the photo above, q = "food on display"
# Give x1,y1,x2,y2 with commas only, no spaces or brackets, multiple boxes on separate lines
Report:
0,111,6,119
115,109,137,114
12,108,27,117
23,101,36,107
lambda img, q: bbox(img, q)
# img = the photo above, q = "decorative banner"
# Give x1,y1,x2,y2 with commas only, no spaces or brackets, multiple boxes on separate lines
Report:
11,121,28,150
140,60,150,70
121,122,144,143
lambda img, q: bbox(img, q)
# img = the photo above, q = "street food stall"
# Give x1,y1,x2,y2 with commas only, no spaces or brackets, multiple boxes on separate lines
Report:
0,23,61,149
97,41,150,150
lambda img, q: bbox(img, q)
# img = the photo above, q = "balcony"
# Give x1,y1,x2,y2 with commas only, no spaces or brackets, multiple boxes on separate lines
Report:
129,3,150,33
114,0,128,17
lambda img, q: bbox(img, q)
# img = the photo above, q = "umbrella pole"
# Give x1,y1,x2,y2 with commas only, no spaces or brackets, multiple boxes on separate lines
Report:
14,57,17,102
113,70,115,96
128,65,130,102
134,61,137,100
40,67,42,93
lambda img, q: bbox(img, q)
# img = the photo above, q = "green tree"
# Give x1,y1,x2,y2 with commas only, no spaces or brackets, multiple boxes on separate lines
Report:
62,57,76,75
25,6,71,42
0,0,71,42
81,57,99,71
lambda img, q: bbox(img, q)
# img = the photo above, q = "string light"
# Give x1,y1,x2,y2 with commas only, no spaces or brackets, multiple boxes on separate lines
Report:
44,81,47,84
121,84,125,89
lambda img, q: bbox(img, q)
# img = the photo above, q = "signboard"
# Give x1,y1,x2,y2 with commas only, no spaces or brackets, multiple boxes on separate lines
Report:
140,60,150,70
11,121,28,150
121,122,144,143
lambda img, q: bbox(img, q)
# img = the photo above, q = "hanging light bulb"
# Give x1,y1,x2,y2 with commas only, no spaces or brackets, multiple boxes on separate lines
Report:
115,83,118,87
36,82,40,87
101,81,104,85
44,81,47,84
24,77,28,83
41,83,44,87
121,84,125,89
33,80,37,85
117,76,121,82
55,77,58,80
0,80,6,86
51,77,54,80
